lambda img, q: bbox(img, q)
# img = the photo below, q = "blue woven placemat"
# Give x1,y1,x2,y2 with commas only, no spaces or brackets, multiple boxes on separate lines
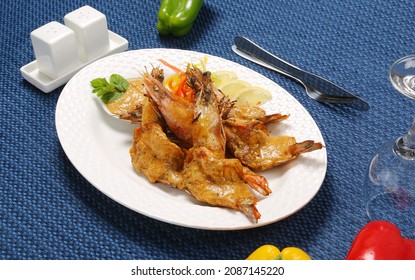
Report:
1,0,414,260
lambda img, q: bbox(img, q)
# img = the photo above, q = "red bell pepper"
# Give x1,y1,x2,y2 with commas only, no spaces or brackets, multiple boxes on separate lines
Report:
346,220,415,260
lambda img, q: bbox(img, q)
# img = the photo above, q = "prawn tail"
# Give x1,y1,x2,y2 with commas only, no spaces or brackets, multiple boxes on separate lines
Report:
289,140,324,156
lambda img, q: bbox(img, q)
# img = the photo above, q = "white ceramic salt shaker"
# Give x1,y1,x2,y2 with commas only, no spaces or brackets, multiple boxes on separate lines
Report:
30,21,82,80
64,5,110,62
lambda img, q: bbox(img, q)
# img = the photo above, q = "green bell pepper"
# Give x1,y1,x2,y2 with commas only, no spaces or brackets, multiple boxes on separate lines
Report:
157,0,204,37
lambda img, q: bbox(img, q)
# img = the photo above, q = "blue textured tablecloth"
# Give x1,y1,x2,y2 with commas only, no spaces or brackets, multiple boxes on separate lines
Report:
1,0,414,260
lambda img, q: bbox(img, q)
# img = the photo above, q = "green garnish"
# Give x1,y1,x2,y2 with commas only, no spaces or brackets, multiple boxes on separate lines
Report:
90,74,130,103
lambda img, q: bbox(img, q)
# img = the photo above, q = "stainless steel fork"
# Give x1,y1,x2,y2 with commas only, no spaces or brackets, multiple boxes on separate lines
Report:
233,36,370,111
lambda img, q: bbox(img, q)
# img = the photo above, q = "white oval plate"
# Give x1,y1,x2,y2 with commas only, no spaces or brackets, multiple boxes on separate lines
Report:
55,49,327,230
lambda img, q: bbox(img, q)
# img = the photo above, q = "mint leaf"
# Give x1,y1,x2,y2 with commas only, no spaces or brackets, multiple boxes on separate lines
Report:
90,78,109,88
101,91,125,103
93,83,115,97
90,74,129,104
110,74,130,92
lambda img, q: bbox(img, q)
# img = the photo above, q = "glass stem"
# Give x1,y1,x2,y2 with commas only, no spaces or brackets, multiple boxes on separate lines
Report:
394,117,415,160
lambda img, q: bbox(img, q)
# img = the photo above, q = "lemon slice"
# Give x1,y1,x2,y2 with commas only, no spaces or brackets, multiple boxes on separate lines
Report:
236,86,273,106
211,70,238,87
210,70,272,106
220,80,251,100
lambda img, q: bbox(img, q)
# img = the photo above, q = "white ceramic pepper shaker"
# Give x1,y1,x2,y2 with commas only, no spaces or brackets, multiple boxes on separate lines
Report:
30,21,82,79
64,5,110,62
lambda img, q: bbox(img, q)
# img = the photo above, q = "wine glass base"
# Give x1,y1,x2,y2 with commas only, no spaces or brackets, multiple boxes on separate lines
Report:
365,133,415,240
366,190,415,239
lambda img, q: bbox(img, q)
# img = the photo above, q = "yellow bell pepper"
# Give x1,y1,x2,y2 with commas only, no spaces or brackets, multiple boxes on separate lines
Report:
246,244,311,260
278,247,311,260
246,244,281,260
